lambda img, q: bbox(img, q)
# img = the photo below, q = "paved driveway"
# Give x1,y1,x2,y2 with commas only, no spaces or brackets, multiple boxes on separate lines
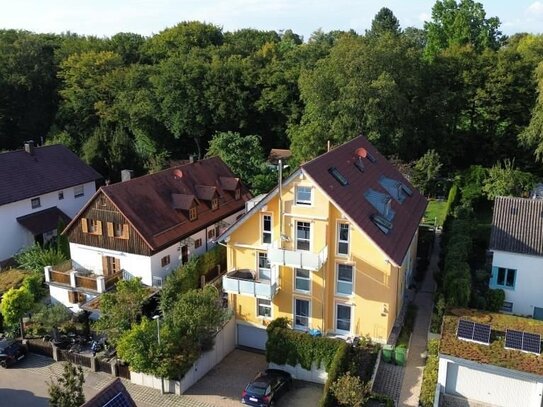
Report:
185,349,323,407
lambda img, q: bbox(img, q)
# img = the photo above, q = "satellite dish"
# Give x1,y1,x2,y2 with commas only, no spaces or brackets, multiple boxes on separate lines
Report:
355,147,367,158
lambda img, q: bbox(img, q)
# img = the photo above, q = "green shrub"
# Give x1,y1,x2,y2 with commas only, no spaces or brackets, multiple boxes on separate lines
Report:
330,372,371,407
319,341,350,407
420,339,440,407
445,184,458,216
15,244,67,274
486,289,505,312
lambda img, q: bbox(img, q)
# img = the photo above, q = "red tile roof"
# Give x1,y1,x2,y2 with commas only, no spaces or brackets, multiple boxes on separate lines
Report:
302,134,427,266
0,144,102,206
100,157,251,251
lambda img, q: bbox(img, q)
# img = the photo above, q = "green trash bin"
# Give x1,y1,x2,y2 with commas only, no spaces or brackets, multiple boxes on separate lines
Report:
382,344,393,363
394,346,407,366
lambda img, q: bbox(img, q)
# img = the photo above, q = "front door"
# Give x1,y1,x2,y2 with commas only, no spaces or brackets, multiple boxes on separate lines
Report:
102,256,121,276
181,245,189,264
534,307,543,321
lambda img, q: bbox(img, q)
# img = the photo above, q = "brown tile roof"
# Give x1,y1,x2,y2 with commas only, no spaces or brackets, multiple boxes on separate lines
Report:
0,144,102,206
302,134,427,266
100,157,251,252
195,185,217,201
171,193,196,210
220,176,240,191
268,148,292,164
489,196,543,256
17,207,70,235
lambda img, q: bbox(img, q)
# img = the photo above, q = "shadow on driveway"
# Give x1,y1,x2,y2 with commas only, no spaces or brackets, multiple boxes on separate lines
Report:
0,388,49,407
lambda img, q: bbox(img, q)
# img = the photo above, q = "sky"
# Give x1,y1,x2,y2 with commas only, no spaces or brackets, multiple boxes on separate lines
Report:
0,0,542,40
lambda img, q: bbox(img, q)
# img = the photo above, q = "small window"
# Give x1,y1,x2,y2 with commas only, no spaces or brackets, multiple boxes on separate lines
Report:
114,223,123,237
99,196,107,206
152,276,163,288
496,267,516,288
501,301,513,313
257,299,272,318
58,191,64,200
88,219,97,234
189,207,198,221
211,197,219,211
262,215,272,244
208,229,215,239
235,188,241,200
336,303,352,334
328,167,348,186
258,253,271,281
295,268,310,292
74,185,84,198
295,186,312,206
337,223,349,255
296,221,311,251
294,298,310,329
337,264,353,296
161,255,170,267
194,238,202,249
31,197,41,209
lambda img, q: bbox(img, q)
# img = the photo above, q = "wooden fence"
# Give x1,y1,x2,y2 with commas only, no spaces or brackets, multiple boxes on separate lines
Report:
26,339,53,358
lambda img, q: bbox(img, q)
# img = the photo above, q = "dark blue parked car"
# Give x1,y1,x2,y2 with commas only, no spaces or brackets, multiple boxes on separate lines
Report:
0,339,27,368
241,369,292,406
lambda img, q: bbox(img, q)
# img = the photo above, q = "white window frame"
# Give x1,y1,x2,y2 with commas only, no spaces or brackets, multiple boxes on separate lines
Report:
262,214,272,245
337,222,350,256
74,185,84,198
31,197,41,209
294,268,311,293
295,221,311,251
294,298,311,330
257,252,271,281
256,298,272,319
336,263,354,296
152,276,163,288
335,302,352,335
295,186,312,206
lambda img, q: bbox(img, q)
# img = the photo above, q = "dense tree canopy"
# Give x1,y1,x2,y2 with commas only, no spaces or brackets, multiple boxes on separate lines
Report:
0,2,542,194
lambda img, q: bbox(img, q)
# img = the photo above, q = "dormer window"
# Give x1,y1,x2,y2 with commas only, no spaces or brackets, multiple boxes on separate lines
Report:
189,207,198,221
212,197,219,211
235,188,241,200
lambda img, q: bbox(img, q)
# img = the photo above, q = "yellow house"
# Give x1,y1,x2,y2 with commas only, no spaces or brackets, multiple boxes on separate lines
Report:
219,135,427,349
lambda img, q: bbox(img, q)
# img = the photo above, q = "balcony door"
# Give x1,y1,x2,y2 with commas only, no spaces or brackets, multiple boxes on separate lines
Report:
296,221,311,251
181,245,189,264
102,256,121,276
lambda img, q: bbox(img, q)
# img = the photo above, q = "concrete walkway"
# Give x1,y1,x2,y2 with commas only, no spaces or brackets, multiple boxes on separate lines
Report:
398,231,440,406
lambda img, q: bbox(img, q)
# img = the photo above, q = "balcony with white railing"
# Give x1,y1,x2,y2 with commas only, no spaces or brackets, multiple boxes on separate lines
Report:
222,269,279,300
267,241,328,271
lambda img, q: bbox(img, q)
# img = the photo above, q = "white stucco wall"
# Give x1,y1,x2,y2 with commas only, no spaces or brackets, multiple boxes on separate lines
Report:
0,181,96,261
491,250,543,316
49,284,95,313
438,356,543,407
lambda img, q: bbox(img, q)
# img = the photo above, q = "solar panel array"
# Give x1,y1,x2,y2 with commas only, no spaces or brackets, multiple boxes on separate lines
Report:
103,392,135,407
505,329,542,354
456,319,491,345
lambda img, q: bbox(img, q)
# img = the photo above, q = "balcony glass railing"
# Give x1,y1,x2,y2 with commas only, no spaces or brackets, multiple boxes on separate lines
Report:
222,269,279,300
267,241,328,271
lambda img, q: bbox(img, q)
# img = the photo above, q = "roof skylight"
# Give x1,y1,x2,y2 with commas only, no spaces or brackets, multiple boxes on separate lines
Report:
328,167,349,186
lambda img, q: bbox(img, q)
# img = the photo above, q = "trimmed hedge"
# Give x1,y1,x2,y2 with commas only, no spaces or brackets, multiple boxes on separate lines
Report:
319,341,350,407
420,339,439,407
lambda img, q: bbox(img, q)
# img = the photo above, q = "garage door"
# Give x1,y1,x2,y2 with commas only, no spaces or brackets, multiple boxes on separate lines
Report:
445,363,538,407
237,324,267,351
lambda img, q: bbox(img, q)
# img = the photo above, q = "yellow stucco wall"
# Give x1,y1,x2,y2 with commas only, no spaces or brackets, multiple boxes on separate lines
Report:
226,171,417,343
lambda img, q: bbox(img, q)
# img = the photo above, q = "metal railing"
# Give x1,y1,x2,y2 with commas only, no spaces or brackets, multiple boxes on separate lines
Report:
267,241,328,271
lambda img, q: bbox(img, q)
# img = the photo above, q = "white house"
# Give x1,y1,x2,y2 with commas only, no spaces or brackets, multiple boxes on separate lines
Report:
489,196,543,319
437,310,543,407
0,141,101,265
44,157,251,312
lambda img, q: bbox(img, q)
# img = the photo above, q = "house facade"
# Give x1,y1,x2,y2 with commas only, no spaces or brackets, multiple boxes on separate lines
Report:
45,157,251,312
218,135,426,349
489,196,543,319
0,142,101,264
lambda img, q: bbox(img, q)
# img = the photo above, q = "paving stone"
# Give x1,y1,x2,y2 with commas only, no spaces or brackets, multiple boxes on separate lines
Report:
372,361,405,402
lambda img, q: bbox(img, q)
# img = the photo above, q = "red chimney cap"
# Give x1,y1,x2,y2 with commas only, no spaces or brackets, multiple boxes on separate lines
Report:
173,169,183,178
355,147,367,158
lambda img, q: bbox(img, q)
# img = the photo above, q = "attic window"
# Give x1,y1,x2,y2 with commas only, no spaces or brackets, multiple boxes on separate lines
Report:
379,176,412,204
364,188,395,221
189,207,198,221
235,188,241,200
371,214,392,234
366,152,377,163
328,167,348,186
212,197,219,211
354,157,365,173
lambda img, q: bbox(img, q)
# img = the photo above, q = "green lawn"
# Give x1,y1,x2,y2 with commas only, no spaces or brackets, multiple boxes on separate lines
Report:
423,199,447,227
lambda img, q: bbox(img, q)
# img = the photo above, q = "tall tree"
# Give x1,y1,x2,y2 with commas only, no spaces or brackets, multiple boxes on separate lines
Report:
424,0,502,59
366,7,401,38
520,62,543,161
0,285,34,337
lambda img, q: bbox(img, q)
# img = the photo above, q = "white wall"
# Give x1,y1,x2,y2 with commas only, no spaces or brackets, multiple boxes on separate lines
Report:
49,284,96,313
491,250,543,316
438,356,543,407
0,181,96,261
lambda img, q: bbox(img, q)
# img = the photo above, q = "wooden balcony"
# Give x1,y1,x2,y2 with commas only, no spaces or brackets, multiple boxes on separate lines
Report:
46,261,123,293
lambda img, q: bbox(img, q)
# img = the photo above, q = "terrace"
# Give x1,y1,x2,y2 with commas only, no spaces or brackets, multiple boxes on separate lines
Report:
44,260,122,293
440,308,543,375
222,269,279,300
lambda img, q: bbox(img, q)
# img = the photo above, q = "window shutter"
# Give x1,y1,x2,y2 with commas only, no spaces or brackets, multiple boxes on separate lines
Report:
81,218,88,233
96,220,103,235
68,291,76,304
107,222,114,237
122,224,129,239
102,256,108,275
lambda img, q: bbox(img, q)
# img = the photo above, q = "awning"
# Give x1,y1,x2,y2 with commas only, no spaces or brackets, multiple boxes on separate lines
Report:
17,206,71,235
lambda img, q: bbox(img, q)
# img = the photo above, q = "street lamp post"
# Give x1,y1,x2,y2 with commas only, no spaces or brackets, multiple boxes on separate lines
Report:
153,315,165,394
